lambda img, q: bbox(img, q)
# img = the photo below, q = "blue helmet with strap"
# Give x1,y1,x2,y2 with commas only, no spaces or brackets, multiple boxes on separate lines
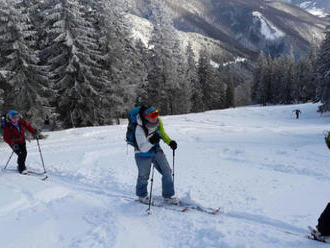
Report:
8,110,19,120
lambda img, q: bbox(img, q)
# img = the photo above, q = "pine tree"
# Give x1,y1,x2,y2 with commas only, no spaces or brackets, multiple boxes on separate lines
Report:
98,0,148,120
253,54,274,105
0,0,48,125
316,27,330,112
0,82,4,109
169,40,191,114
281,52,296,104
271,56,287,104
225,77,235,108
147,2,190,114
296,56,315,102
41,0,110,127
186,43,202,113
147,2,176,114
134,39,150,105
252,53,268,104
198,49,224,110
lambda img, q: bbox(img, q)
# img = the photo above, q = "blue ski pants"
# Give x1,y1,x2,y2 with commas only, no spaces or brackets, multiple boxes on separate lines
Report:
135,150,174,198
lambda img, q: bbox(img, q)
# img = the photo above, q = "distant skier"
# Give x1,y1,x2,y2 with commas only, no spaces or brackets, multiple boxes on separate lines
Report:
133,106,178,204
293,109,301,119
3,110,39,174
309,203,330,242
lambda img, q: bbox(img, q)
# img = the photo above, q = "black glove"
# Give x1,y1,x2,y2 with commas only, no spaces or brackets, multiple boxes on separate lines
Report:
12,144,20,152
33,129,40,139
149,133,161,144
169,140,177,150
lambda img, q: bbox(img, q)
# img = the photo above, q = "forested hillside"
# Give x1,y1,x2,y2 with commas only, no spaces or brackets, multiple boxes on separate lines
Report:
0,0,329,130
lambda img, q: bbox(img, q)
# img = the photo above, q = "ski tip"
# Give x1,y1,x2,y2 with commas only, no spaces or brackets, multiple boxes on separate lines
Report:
211,208,222,215
181,207,189,212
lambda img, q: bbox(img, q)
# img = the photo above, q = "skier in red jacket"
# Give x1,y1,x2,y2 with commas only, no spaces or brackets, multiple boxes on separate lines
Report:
3,110,38,174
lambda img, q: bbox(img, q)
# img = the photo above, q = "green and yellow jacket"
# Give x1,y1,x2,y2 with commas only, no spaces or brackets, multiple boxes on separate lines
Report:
135,116,172,157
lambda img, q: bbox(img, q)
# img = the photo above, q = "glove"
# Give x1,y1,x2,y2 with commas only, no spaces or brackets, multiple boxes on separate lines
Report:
33,129,40,139
12,144,20,152
169,140,177,150
149,133,161,144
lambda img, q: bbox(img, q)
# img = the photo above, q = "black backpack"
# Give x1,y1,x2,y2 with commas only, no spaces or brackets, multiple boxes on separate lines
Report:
317,202,330,236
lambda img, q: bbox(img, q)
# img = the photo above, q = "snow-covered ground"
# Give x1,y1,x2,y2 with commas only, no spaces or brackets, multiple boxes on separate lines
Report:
0,103,329,248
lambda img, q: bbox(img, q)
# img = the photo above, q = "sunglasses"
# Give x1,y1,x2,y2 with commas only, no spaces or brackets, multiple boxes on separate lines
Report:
144,110,159,119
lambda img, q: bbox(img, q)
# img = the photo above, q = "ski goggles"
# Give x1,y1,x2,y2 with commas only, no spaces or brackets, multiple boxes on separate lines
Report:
144,109,159,120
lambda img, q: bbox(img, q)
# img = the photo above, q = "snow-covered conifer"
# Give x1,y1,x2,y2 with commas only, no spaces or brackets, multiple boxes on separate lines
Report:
316,27,330,112
198,49,223,110
0,0,48,125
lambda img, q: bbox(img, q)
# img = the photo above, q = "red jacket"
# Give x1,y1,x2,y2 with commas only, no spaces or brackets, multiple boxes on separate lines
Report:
3,119,35,146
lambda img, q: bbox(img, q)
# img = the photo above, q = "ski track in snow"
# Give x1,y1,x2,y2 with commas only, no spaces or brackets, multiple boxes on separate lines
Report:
0,103,329,248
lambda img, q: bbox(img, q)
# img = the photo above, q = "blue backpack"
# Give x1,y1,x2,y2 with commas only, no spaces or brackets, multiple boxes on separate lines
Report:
126,106,150,149
126,106,142,148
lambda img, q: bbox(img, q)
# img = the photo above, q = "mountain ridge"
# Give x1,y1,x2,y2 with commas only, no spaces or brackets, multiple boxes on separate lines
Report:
127,0,330,59
276,0,330,17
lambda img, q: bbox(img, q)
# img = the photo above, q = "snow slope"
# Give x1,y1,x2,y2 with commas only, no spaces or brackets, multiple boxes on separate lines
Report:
0,103,329,248
252,11,285,40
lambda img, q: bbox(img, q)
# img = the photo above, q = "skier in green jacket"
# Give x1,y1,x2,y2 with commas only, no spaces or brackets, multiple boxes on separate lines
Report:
134,106,178,204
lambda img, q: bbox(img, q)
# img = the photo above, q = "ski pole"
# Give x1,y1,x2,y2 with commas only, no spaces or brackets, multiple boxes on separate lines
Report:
36,137,47,175
4,151,14,170
172,150,175,186
147,164,155,215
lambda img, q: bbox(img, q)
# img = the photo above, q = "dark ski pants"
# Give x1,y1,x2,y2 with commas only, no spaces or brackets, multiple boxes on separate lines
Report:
13,143,27,173
317,202,330,236
135,150,175,198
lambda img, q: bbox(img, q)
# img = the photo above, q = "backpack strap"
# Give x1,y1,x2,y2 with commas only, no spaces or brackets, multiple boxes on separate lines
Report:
137,106,149,136
138,124,148,137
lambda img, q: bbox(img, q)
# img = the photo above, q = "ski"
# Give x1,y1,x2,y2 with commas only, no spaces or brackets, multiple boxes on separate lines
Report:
137,199,221,215
25,170,48,181
1,168,48,181
177,202,221,215
152,201,193,213
135,199,187,213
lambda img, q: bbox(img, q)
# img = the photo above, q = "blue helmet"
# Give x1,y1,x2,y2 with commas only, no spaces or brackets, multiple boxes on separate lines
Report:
143,107,159,120
144,107,156,115
8,110,19,120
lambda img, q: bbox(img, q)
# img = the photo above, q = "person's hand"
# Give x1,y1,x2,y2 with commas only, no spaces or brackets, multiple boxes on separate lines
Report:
169,140,177,150
149,133,161,144
12,144,20,152
33,129,40,139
